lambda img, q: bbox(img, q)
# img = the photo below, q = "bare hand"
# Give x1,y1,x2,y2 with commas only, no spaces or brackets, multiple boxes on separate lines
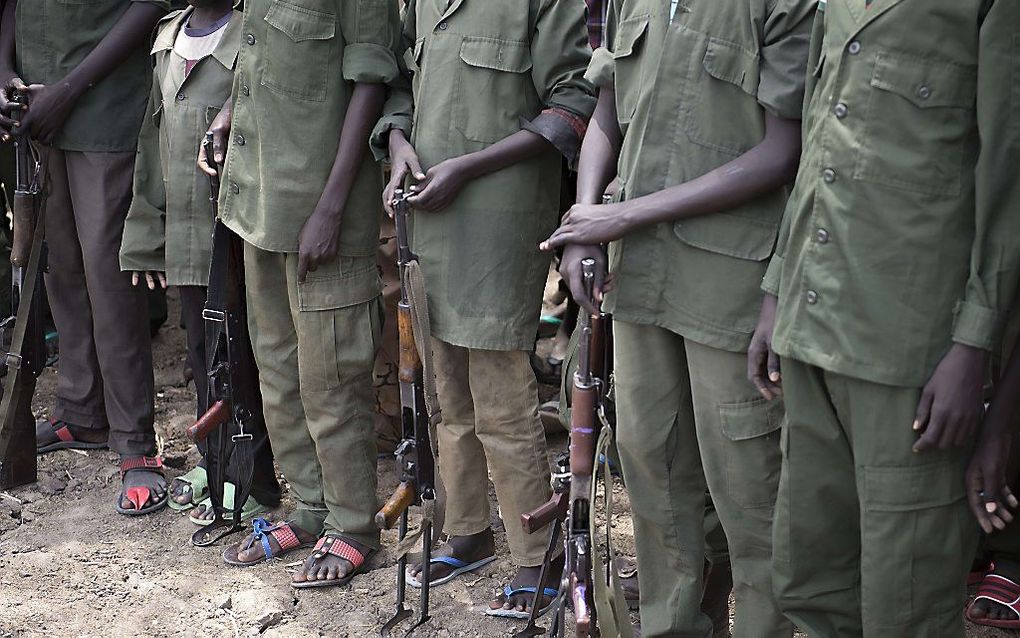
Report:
558,244,607,315
405,157,473,212
199,101,232,177
912,343,989,452
297,207,341,284
965,424,1017,533
541,202,632,251
130,271,167,290
747,293,782,400
383,129,425,216
0,76,27,141
19,82,81,145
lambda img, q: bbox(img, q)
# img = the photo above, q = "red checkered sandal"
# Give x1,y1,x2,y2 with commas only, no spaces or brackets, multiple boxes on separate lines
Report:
291,535,374,589
115,456,168,516
223,518,316,567
966,573,1020,629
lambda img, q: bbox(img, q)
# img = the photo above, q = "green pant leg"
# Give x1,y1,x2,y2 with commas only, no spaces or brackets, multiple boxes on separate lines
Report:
684,339,791,638
703,494,729,566
614,320,713,638
244,245,328,535
839,371,976,636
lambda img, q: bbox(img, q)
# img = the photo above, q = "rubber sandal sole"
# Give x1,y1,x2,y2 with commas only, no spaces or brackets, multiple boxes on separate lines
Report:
222,541,315,567
115,492,169,517
291,552,375,590
37,439,107,455
168,467,210,512
484,597,558,620
407,555,497,589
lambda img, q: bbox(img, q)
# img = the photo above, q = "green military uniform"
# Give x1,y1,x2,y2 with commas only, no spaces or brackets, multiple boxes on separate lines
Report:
372,0,595,566
217,0,399,546
587,1,813,635
763,1,1020,634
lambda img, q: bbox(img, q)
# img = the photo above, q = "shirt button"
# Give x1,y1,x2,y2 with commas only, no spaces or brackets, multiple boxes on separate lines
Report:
848,41,862,55
234,134,245,146
241,85,250,97
816,228,830,244
176,92,186,102
246,33,256,45
917,85,932,100
438,21,448,30
834,103,848,119
805,290,819,305
231,182,240,194
823,168,836,183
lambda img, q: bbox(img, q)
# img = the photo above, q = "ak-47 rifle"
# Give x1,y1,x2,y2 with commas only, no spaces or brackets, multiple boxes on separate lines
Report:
0,93,48,489
378,190,439,637
189,133,262,546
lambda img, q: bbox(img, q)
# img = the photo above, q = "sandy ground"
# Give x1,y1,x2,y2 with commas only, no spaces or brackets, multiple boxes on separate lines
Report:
0,288,1007,638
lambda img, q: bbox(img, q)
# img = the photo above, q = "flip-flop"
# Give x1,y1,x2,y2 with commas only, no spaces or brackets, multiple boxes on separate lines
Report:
966,573,1020,629
406,555,497,588
222,518,314,567
484,584,559,619
36,418,108,454
190,482,270,525
291,535,374,589
168,466,209,512
115,456,169,517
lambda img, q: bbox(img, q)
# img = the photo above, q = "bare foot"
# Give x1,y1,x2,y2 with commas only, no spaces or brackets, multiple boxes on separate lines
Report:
488,556,564,615
291,536,373,586
409,528,496,584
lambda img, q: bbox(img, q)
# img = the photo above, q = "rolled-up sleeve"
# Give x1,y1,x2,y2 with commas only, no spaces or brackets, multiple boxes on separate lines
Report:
340,0,400,84
758,0,814,120
369,0,417,162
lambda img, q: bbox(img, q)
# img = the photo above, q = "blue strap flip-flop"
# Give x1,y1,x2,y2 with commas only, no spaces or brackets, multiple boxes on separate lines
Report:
484,584,560,620
406,554,497,588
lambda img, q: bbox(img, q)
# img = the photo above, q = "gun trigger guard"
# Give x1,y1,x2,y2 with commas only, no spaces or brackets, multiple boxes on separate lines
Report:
231,433,253,442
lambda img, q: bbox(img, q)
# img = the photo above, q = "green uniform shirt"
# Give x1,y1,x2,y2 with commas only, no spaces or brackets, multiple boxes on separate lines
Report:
120,10,242,287
217,0,399,277
764,0,1020,387
586,0,815,353
372,0,596,351
15,0,170,152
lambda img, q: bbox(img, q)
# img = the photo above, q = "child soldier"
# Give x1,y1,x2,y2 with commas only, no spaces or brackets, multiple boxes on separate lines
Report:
372,0,595,618
543,0,814,635
0,0,169,515
199,0,399,587
119,0,281,524
748,1,1020,634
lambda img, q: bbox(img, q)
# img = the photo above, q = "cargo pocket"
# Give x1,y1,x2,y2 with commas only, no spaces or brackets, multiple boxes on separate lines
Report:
610,14,649,124
674,212,778,262
853,51,976,197
860,461,969,625
719,396,783,509
684,37,763,155
455,36,533,144
262,0,336,102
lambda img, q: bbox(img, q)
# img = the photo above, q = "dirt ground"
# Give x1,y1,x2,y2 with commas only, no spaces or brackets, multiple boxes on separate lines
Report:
0,287,1007,638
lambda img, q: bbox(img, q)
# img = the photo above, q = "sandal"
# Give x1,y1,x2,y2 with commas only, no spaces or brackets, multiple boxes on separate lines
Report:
36,418,108,454
168,466,209,512
484,584,559,620
406,555,496,589
115,456,168,516
222,518,314,567
190,481,270,525
291,535,374,589
966,573,1020,629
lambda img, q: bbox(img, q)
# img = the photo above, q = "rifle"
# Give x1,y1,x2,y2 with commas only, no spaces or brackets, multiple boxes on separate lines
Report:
378,190,439,638
0,95,47,490
190,133,262,547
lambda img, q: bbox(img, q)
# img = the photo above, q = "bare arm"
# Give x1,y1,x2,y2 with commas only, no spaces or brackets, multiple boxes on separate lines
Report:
575,87,622,205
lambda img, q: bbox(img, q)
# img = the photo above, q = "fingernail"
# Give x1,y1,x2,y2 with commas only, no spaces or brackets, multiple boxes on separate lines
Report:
987,503,998,513
912,420,920,430
769,372,780,382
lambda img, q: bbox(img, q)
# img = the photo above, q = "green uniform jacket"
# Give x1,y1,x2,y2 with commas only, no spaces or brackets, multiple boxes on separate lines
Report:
120,9,242,287
764,0,1020,387
218,0,399,293
15,0,170,152
586,0,814,353
371,0,596,351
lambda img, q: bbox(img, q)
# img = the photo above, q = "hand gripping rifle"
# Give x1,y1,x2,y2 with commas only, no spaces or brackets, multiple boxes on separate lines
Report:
378,190,441,637
189,133,263,546
0,94,48,489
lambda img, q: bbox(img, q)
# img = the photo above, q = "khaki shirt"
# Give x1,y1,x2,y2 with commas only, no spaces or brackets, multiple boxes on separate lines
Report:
372,0,595,351
217,0,399,287
15,0,170,152
120,10,242,287
765,0,1020,387
587,0,814,352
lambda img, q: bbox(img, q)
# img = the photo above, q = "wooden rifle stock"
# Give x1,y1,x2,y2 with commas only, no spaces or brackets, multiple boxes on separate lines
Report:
521,490,568,535
188,399,229,443
10,191,34,268
376,480,416,530
397,303,420,383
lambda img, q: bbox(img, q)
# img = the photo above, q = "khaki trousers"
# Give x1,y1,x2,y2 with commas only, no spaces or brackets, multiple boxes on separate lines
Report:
431,338,552,566
773,358,977,636
45,149,155,455
614,321,790,638
243,246,381,548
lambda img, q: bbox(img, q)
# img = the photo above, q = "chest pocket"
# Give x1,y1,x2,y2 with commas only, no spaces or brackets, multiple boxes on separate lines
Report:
611,14,649,125
683,37,764,156
853,51,977,197
455,36,533,144
262,0,336,102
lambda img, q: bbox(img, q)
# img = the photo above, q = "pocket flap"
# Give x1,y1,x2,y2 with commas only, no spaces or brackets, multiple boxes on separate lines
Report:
297,256,381,311
459,36,532,73
719,397,783,441
864,461,965,512
703,37,760,96
612,14,649,59
674,213,778,262
870,52,976,109
265,0,336,43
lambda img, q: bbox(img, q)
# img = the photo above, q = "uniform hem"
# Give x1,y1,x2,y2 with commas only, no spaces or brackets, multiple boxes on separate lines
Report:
430,326,534,353
608,308,752,354
772,337,926,389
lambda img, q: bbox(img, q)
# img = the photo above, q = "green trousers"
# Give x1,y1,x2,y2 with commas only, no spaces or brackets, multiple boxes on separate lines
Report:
773,358,977,636
244,245,382,548
614,321,789,638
